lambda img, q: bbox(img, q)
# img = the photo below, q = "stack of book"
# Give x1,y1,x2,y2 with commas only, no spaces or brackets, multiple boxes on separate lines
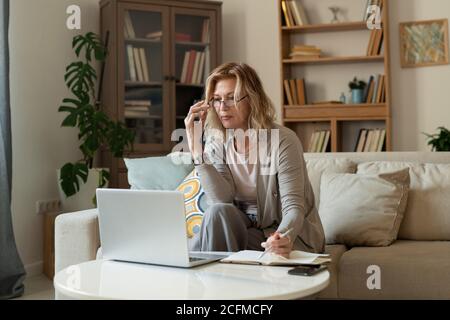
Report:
354,128,386,152
290,45,321,60
145,31,163,41
124,11,136,38
364,74,386,104
366,28,384,56
124,100,152,119
175,33,192,42
180,50,208,85
283,78,307,105
126,45,150,82
281,0,309,27
308,130,331,153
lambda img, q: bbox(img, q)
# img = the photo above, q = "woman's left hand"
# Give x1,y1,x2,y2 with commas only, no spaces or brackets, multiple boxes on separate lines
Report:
261,231,293,258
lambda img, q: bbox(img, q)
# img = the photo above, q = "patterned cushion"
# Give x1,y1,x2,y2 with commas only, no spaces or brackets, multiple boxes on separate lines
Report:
176,169,209,238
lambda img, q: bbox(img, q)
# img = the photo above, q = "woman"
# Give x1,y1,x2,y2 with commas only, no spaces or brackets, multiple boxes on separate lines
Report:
185,62,325,257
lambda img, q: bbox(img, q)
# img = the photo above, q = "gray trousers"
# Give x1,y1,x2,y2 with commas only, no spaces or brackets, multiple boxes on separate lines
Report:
189,203,266,252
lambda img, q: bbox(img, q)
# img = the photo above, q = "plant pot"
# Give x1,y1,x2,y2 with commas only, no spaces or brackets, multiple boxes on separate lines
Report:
351,89,364,104
57,168,109,212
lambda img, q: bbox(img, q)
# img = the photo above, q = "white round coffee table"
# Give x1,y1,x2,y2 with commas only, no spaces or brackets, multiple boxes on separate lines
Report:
54,259,329,300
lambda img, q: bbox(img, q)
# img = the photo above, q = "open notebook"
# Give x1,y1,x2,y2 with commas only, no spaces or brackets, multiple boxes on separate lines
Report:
220,250,331,266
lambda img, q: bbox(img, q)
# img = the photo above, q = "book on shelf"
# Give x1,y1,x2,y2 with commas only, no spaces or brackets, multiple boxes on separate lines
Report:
355,128,386,152
145,30,163,40
185,50,196,84
201,19,210,43
139,48,150,82
289,79,299,105
175,32,192,42
284,78,307,105
363,75,374,102
354,129,368,152
367,29,383,56
322,130,331,153
192,52,202,85
125,100,152,107
220,250,330,266
124,11,136,39
283,80,294,105
281,0,309,27
133,47,144,82
308,130,331,153
126,45,137,82
290,44,321,59
364,74,385,103
296,79,307,105
180,50,207,85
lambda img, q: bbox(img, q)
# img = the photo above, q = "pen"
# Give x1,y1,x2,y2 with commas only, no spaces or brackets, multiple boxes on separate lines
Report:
259,228,294,259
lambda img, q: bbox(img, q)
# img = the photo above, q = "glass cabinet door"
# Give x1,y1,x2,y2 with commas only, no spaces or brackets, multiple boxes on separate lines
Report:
118,4,170,151
172,8,217,134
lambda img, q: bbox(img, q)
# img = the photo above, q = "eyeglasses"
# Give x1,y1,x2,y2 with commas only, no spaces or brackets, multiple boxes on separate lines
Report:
209,95,248,108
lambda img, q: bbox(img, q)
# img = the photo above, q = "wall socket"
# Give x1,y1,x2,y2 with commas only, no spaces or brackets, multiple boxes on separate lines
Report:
36,199,62,215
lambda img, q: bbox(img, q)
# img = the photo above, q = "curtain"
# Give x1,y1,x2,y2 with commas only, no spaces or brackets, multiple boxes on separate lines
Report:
0,0,26,299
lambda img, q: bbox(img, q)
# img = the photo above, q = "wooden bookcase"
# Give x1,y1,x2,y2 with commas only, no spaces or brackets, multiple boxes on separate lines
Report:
99,0,222,188
278,0,392,153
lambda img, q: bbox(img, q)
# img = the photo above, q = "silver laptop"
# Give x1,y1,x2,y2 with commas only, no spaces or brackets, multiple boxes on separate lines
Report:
96,188,226,268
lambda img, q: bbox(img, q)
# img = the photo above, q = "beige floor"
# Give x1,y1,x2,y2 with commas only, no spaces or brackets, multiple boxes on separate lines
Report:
13,274,55,300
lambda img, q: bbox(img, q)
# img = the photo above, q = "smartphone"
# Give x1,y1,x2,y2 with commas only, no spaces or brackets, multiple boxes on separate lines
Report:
287,265,327,276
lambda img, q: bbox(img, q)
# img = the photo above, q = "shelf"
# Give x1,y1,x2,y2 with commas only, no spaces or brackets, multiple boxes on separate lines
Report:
125,38,161,44
175,41,210,47
283,55,384,65
284,104,388,120
282,21,369,33
125,81,162,87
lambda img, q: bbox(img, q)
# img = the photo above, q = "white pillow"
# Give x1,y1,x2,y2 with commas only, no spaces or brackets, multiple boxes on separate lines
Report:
319,168,410,247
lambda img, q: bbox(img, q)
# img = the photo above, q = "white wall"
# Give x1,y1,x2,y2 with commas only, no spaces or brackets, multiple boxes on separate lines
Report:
10,0,100,275
389,0,450,151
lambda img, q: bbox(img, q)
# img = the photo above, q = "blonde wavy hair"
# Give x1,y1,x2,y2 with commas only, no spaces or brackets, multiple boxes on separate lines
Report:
204,62,276,133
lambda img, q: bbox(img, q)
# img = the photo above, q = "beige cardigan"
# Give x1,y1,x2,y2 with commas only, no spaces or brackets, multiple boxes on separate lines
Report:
195,123,326,253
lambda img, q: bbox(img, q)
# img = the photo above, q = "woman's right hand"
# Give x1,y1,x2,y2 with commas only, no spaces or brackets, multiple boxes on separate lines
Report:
184,100,210,161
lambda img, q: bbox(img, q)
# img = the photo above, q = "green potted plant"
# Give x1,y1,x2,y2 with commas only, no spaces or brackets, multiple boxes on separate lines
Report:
423,127,450,151
58,32,135,211
348,77,367,104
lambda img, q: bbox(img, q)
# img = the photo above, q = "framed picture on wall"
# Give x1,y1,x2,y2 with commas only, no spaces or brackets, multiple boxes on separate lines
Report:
399,18,449,68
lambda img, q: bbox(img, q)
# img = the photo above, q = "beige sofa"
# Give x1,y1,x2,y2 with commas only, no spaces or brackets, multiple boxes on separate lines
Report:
55,152,450,299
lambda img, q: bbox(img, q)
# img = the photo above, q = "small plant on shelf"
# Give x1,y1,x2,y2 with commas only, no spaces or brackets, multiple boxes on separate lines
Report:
348,77,367,104
423,127,450,151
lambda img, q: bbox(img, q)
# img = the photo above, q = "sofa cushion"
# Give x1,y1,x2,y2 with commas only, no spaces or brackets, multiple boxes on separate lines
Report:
319,168,410,247
305,158,356,208
338,240,450,299
317,244,348,299
124,152,194,191
357,161,450,240
176,169,209,238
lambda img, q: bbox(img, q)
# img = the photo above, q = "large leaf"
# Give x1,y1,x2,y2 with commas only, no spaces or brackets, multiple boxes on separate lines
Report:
73,32,107,62
65,62,97,98
59,162,89,197
58,98,90,127
106,121,136,157
78,110,109,158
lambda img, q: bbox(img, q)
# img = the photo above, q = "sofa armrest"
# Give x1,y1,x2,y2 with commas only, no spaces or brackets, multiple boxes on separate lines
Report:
54,209,100,274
